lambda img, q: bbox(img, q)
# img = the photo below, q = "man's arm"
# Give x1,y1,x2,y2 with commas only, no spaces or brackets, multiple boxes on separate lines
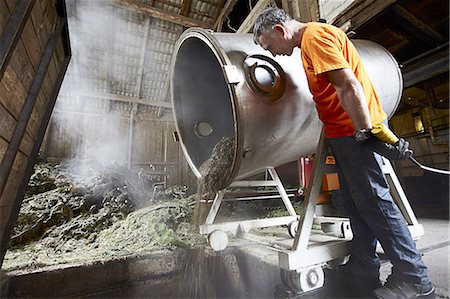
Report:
326,68,372,130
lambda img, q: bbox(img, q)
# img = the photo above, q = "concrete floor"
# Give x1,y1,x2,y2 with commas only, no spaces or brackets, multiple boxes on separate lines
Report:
404,216,450,298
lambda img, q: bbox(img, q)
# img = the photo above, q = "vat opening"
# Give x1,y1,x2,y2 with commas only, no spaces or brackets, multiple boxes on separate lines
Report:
172,37,235,175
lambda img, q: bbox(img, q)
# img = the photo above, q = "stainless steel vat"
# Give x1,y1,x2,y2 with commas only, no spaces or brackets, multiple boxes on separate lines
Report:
170,28,402,187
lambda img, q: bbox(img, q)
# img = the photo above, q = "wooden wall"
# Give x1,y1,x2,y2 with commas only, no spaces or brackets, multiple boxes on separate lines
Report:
0,0,71,267
41,97,196,188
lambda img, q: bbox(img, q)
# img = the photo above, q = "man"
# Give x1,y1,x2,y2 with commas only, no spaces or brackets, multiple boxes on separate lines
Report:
253,8,434,299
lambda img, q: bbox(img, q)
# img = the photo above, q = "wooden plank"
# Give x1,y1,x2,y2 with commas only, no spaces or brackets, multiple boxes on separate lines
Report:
0,170,23,207
0,206,13,238
25,105,41,140
9,40,35,93
9,150,28,179
0,0,36,80
0,104,17,142
237,0,276,34
281,0,293,16
292,0,319,22
211,0,225,27
19,132,34,157
113,0,213,28
0,137,7,162
0,105,34,157
55,35,66,70
44,113,65,159
76,91,172,108
30,0,49,55
180,0,191,16
0,0,11,33
41,72,53,101
47,50,58,88
0,65,27,119
36,78,51,115
333,0,396,30
21,16,43,71
42,0,57,36
139,119,164,162
4,0,16,10
164,122,179,162
213,0,238,31
332,0,376,26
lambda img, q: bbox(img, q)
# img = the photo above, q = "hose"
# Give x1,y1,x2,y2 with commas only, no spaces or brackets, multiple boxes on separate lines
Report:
408,156,450,175
371,123,450,175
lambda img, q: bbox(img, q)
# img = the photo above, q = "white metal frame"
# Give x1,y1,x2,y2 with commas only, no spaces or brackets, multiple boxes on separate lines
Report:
199,167,298,236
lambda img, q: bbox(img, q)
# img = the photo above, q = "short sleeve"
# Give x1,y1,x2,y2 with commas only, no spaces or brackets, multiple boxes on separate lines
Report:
306,33,350,75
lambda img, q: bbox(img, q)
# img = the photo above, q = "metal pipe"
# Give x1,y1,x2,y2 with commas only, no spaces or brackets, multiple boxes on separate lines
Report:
170,28,403,187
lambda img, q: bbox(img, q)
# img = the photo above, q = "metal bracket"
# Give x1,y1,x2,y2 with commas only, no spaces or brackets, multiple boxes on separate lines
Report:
223,65,240,84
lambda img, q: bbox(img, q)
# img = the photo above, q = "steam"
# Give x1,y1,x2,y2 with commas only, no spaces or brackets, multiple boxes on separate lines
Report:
54,0,157,161
48,0,175,199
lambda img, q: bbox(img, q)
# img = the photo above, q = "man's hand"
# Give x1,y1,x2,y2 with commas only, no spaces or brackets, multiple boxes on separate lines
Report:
366,137,413,160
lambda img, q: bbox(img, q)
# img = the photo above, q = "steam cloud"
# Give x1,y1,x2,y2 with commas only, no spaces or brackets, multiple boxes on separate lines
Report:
52,0,144,166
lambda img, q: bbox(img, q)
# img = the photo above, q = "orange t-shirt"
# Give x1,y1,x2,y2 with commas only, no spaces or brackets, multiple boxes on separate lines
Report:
300,22,387,138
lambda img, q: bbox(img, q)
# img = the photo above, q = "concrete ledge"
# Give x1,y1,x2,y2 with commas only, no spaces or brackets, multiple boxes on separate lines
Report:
5,249,187,298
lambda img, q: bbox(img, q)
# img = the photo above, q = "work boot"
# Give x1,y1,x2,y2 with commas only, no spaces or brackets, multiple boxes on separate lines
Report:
373,280,435,299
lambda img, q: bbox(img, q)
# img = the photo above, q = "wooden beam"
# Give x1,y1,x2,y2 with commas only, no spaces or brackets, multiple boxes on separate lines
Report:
389,4,444,44
112,0,212,28
180,0,191,16
136,17,151,99
402,45,449,88
333,0,396,30
213,0,238,31
237,0,277,34
76,91,172,108
290,0,319,22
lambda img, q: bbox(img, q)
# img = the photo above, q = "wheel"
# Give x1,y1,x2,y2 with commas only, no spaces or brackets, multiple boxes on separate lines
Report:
288,220,299,238
280,266,325,293
208,230,228,251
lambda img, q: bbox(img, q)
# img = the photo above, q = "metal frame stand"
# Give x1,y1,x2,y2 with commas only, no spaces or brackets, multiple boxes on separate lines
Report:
199,167,298,237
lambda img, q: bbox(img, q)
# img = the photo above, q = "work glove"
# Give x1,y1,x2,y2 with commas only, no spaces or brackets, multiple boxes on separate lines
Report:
366,137,413,160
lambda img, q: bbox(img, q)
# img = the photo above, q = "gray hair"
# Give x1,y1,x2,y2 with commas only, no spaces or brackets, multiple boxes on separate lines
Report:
253,8,293,44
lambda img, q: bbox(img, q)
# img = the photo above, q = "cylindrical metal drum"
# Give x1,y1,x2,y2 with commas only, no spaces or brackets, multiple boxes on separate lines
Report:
170,28,402,187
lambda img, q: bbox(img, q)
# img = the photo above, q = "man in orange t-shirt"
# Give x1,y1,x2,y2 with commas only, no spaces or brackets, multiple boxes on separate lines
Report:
253,8,434,299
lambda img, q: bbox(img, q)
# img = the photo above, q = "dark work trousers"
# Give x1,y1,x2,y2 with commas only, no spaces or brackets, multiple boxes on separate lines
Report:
327,135,431,288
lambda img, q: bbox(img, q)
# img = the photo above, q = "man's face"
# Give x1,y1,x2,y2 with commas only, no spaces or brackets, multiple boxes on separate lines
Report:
257,25,294,57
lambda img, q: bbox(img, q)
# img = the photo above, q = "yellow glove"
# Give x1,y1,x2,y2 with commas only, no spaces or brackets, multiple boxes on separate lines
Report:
370,123,399,145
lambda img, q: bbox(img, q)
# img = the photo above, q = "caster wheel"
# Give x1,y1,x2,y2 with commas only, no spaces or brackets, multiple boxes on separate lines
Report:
288,220,299,238
280,266,325,293
208,230,228,251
